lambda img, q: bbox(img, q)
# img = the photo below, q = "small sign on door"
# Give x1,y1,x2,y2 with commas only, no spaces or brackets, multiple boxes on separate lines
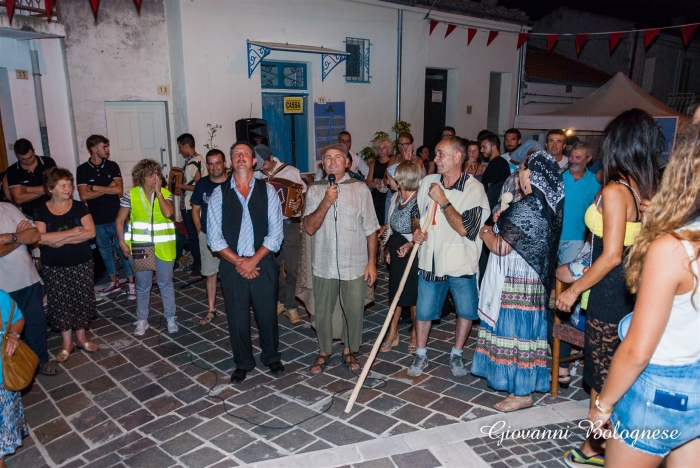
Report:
283,97,304,114
431,90,443,103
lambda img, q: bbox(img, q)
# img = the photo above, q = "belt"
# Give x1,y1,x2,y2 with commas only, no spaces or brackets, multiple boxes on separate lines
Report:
283,218,301,224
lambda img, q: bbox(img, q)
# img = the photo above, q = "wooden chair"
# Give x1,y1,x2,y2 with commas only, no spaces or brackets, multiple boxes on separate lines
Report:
551,279,585,397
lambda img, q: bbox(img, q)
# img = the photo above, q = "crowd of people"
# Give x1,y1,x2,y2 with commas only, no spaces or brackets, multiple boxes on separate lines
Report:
1,101,700,467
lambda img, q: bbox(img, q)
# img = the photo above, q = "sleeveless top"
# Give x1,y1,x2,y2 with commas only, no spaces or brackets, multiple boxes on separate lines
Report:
650,226,700,366
389,195,417,235
373,159,389,181
584,182,642,246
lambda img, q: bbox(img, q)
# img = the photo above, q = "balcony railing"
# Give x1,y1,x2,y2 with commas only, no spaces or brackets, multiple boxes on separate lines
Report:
667,93,696,115
1,0,59,21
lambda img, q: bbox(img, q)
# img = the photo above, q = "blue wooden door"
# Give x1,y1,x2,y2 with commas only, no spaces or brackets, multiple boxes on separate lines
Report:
261,93,309,172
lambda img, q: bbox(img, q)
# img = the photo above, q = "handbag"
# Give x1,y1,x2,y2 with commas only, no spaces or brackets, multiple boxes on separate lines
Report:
2,300,39,391
130,193,158,272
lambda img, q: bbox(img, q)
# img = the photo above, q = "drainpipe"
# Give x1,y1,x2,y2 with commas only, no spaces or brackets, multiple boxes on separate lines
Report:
30,42,50,157
395,9,403,124
515,28,525,116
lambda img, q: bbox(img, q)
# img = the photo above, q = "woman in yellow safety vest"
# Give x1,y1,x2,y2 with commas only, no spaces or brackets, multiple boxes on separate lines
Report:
115,159,179,337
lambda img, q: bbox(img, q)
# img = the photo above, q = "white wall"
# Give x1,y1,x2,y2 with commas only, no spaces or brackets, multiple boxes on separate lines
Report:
169,0,525,168
60,0,175,167
519,81,597,116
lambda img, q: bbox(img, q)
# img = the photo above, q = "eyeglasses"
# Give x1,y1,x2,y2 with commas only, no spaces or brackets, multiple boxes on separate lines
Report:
397,143,410,147
441,134,453,138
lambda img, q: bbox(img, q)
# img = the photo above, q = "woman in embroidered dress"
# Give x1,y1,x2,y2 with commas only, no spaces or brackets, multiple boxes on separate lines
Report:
472,151,564,412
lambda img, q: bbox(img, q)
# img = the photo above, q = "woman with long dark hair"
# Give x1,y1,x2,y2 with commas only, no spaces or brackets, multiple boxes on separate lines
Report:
557,108,660,466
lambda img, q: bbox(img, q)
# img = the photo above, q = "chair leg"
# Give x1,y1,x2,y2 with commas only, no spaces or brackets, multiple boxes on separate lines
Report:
551,335,561,398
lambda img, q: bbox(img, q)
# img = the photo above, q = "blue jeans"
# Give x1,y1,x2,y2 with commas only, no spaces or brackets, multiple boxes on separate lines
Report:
611,359,700,456
416,274,479,322
128,256,176,321
95,222,133,279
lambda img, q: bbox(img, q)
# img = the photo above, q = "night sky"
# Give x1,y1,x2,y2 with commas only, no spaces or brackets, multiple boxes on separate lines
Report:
498,0,700,28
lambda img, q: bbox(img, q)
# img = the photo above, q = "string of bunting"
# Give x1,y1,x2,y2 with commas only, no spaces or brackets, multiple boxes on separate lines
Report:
428,18,699,54
3,0,142,24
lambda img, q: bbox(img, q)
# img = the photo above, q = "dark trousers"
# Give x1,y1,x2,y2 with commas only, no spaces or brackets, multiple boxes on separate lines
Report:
220,255,281,371
9,281,48,365
182,209,201,267
279,220,302,309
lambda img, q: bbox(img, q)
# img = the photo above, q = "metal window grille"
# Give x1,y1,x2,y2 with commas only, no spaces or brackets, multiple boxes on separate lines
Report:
260,62,307,90
345,38,371,83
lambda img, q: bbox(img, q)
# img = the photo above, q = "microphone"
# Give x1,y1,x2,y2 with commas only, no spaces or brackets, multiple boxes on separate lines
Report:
328,174,337,219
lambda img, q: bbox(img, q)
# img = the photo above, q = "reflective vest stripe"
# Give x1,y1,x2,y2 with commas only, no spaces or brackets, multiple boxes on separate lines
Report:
130,234,177,242
131,222,173,230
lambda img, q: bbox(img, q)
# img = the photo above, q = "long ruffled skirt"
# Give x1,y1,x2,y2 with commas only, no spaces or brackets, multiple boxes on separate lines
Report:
471,254,550,396
0,387,27,456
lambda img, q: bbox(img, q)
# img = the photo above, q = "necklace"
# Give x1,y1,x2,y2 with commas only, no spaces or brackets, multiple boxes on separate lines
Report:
48,200,71,216
398,191,416,208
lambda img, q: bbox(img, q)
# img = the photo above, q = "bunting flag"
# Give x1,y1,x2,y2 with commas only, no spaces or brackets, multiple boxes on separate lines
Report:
467,28,477,45
681,24,698,46
134,0,141,6
45,0,53,22
89,0,99,18
487,30,499,46
445,24,457,38
609,32,623,52
429,20,438,36
645,28,660,48
516,32,529,50
5,0,14,25
546,34,559,53
575,33,589,55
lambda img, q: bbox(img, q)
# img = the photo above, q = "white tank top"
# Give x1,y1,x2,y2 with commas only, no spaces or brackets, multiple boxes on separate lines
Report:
649,234,700,366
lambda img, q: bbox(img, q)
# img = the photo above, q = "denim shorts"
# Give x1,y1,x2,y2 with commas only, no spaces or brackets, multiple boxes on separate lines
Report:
416,274,479,322
610,359,700,456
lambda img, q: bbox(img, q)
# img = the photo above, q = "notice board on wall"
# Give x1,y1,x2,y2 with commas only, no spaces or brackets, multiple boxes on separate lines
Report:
314,102,346,162
654,116,678,167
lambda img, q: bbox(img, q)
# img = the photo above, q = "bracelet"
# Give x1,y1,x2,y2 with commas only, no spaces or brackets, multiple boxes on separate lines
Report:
440,202,452,212
6,331,20,339
595,395,614,414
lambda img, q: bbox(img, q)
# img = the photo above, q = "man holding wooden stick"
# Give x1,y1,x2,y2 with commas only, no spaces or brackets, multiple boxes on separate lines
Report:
408,137,490,378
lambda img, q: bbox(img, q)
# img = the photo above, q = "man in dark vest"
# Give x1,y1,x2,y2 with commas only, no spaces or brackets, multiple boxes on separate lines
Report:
207,141,285,384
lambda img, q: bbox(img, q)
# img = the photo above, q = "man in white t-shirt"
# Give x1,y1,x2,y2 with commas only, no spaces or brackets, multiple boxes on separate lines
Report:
546,129,569,173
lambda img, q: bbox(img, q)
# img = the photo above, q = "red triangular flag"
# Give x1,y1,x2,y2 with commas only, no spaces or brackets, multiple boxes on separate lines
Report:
445,24,457,38
681,24,698,46
487,30,499,46
645,28,660,48
429,20,438,36
89,0,100,18
45,0,53,21
516,33,529,50
134,0,141,6
6,0,15,25
575,33,589,55
609,32,623,52
467,28,477,45
547,34,559,53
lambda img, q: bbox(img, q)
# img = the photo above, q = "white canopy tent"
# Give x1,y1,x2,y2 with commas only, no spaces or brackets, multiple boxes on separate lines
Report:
515,72,685,133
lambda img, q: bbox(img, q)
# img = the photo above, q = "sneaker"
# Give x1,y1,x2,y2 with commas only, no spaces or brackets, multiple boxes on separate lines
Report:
166,317,179,334
127,282,136,301
284,308,303,324
134,320,149,337
276,302,286,315
450,354,467,377
100,281,121,295
407,354,429,377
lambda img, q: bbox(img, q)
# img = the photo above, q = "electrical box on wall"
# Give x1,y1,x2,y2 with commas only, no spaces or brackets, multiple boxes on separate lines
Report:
467,105,472,115
157,85,170,95
15,70,29,79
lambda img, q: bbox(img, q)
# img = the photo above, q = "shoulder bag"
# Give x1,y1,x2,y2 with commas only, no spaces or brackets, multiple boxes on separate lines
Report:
2,300,39,391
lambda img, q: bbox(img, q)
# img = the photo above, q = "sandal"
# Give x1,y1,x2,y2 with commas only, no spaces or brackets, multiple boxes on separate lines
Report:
343,352,361,372
55,343,75,363
310,354,330,375
37,361,62,376
564,448,605,467
379,335,399,353
199,310,219,325
493,394,533,413
559,372,571,390
408,341,417,355
76,341,99,353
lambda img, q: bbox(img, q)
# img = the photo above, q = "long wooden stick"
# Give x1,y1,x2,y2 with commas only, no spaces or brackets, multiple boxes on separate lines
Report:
345,200,437,413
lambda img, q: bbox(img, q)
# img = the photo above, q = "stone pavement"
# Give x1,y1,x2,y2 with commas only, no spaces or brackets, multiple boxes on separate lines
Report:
6,266,589,467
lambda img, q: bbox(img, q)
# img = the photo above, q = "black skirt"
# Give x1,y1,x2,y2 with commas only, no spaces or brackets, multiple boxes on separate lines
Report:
387,233,418,308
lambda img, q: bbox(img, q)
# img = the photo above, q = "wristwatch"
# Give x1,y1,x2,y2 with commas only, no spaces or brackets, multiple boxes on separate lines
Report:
440,202,452,212
10,234,18,243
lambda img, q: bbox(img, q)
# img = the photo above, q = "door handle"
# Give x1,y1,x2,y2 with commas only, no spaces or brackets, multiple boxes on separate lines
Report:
160,148,167,168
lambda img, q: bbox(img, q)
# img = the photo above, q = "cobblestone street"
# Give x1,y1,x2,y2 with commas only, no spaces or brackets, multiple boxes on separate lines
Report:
7,267,590,467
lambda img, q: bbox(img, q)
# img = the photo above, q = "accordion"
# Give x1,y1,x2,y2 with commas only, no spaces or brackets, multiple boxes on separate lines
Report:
168,167,184,196
264,177,304,218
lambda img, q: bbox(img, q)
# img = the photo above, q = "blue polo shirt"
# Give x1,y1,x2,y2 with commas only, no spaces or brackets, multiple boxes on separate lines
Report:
561,169,600,241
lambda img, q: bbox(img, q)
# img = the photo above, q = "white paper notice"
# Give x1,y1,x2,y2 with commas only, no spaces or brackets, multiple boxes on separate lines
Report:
432,90,443,102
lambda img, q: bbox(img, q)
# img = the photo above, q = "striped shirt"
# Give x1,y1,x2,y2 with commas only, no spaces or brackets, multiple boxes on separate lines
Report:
206,177,283,256
412,172,483,282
